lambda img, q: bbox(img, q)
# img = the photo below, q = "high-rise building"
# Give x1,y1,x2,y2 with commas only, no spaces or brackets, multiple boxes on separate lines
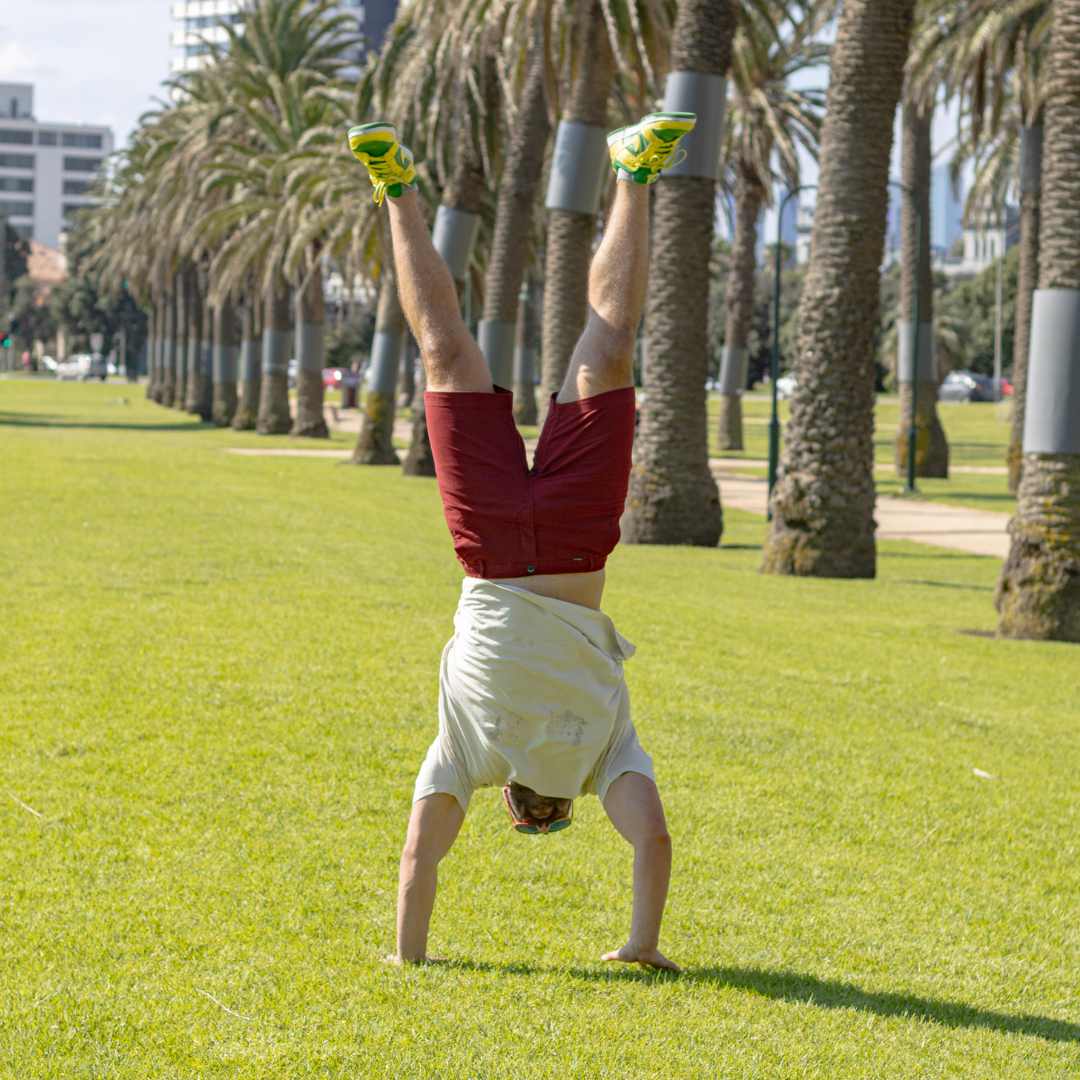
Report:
0,83,114,248
170,1,398,75
930,164,963,256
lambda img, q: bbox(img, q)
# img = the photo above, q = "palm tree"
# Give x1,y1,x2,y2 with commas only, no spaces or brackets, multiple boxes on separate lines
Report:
538,2,616,422
762,0,917,578
185,265,213,420
352,259,405,465
913,0,1050,490
996,0,1080,642
212,297,242,425
478,8,551,403
894,84,948,477
233,299,263,429
716,2,826,451
199,0,360,436
172,271,189,411
622,0,735,546
513,274,542,424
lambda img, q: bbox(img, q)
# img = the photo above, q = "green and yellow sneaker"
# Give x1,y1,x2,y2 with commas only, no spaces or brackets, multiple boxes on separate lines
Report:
607,112,697,184
347,121,417,206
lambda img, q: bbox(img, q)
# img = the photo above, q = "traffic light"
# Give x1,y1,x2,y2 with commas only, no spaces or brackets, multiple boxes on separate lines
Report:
1,338,10,349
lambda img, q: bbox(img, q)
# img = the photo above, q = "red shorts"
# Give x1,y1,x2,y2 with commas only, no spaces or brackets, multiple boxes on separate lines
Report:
424,385,636,578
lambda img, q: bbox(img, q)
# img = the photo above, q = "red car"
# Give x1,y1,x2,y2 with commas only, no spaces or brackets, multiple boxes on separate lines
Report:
322,366,361,390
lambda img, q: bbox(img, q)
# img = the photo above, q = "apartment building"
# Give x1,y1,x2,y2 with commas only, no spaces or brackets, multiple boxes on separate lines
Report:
0,83,114,248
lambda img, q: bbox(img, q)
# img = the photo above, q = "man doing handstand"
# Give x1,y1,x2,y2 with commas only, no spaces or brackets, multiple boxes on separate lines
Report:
348,112,696,972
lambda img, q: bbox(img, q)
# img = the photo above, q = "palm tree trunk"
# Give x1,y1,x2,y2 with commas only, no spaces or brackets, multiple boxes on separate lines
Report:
145,306,158,400
160,286,177,407
622,0,733,546
478,12,550,390
185,269,207,416
718,167,765,451
171,276,188,411
1007,121,1042,493
538,2,615,424
996,1,1080,642
257,280,292,434
232,301,261,430
398,339,416,408
353,268,403,465
513,275,541,425
292,267,329,437
762,0,915,579
895,95,948,478
401,334,435,475
155,305,167,401
212,298,240,426
196,282,214,421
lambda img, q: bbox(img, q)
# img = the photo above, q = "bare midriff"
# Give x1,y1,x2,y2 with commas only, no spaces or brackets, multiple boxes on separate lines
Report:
489,568,605,610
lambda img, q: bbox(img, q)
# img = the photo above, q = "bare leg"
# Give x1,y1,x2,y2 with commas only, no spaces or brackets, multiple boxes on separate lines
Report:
385,190,491,393
558,181,650,404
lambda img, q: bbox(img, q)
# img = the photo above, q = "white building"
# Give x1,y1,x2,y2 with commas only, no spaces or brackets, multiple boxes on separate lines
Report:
939,205,1019,279
795,202,814,266
0,83,114,248
170,1,399,75
930,164,963,255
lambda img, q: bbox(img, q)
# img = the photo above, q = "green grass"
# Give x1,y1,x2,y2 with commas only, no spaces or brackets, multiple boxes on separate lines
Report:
707,393,1014,468
2,380,1077,1078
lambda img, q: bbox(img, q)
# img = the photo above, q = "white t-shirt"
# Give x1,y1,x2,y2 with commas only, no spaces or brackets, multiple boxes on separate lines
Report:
413,578,654,812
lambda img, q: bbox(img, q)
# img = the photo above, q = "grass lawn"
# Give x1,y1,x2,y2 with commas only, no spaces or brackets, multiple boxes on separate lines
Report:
1,379,1077,1078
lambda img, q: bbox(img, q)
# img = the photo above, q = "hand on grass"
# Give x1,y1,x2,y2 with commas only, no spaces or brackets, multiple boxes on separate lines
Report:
382,953,447,967
601,943,681,972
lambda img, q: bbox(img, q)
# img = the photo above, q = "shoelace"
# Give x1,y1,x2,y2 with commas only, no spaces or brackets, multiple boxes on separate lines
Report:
638,142,688,171
365,155,397,178
361,151,407,206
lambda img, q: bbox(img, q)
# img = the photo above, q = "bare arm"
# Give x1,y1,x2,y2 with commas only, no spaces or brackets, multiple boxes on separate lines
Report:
600,771,679,972
393,793,465,964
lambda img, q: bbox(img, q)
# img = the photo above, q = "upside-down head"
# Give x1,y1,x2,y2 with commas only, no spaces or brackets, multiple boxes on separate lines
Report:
503,782,573,834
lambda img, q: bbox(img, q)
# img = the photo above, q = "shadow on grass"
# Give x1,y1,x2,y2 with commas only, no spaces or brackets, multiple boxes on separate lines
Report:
0,411,206,432
895,579,994,593
434,960,1079,1043
930,492,1014,505
878,550,986,561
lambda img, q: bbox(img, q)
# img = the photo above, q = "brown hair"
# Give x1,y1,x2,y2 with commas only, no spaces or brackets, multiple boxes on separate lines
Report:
508,782,572,825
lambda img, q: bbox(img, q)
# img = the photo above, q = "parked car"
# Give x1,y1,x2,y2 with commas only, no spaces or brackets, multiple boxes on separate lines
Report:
938,370,995,402
322,366,361,390
67,353,107,381
55,358,82,380
40,356,58,372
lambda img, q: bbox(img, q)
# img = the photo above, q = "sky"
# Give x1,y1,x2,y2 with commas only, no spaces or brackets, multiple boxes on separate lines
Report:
0,0,173,147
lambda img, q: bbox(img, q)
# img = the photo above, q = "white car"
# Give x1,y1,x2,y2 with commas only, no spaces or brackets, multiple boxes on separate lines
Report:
55,358,82,380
